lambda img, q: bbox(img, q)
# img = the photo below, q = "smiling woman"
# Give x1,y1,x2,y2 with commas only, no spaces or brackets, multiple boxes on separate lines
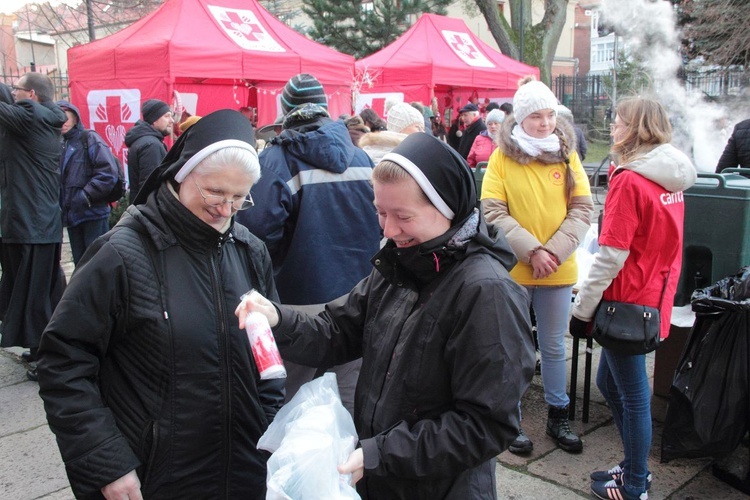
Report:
235,132,537,499
36,109,284,499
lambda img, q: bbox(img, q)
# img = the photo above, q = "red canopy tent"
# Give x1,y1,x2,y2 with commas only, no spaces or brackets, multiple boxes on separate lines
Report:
67,0,354,165
354,13,539,122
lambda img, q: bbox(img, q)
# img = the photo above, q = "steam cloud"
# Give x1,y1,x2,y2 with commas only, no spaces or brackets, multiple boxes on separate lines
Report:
601,0,746,171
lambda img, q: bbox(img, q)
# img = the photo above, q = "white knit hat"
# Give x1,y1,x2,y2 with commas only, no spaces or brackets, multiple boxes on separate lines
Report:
486,109,505,125
513,77,559,125
386,103,425,133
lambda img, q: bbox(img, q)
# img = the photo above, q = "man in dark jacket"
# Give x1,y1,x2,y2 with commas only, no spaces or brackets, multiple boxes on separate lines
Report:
0,73,67,376
457,103,487,159
716,118,750,172
124,98,173,197
236,73,381,414
56,100,119,265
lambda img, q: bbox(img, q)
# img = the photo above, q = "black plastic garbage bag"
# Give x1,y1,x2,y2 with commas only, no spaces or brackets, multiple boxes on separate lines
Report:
661,267,750,462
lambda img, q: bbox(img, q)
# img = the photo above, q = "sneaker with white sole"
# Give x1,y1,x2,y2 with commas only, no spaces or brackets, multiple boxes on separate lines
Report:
590,464,652,490
591,479,648,500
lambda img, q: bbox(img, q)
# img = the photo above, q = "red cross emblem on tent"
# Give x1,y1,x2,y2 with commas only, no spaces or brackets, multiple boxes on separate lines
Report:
441,30,495,68
208,5,285,52
87,89,140,169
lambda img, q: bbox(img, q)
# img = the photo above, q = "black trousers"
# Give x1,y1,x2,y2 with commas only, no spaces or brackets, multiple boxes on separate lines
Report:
0,242,66,349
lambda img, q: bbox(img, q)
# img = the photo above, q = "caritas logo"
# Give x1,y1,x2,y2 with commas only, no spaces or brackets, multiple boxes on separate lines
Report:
87,89,140,168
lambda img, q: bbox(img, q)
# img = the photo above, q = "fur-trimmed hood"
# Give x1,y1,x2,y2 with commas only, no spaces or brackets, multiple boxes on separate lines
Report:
496,116,578,165
359,130,407,165
359,130,408,149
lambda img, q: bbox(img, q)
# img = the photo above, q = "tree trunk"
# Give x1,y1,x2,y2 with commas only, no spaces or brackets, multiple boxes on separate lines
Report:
474,0,569,86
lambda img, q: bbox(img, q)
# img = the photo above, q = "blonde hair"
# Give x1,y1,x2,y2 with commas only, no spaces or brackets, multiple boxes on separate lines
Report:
611,97,672,165
372,160,430,204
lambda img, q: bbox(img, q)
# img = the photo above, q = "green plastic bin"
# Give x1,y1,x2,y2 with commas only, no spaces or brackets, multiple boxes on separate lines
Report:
674,169,750,306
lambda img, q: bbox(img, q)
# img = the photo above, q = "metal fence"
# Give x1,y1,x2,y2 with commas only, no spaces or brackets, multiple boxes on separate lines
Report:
682,69,747,99
553,69,747,141
0,68,69,101
553,75,612,141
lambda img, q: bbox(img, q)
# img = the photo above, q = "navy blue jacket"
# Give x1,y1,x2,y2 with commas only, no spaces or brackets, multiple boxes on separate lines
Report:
236,118,381,305
58,101,116,228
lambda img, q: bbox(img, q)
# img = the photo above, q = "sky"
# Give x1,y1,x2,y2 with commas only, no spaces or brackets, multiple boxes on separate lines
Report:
1,0,80,16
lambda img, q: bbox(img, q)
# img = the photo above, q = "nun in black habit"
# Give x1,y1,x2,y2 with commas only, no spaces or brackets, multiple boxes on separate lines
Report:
36,109,284,500
236,132,536,499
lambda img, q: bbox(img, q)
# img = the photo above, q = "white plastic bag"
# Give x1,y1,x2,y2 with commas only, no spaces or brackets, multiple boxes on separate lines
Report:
258,373,360,500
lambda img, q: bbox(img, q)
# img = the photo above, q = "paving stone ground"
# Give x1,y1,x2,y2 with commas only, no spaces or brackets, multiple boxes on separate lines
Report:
1,213,749,499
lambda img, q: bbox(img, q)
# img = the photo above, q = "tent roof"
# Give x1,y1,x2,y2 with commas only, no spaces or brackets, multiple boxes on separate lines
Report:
68,0,354,85
356,13,538,90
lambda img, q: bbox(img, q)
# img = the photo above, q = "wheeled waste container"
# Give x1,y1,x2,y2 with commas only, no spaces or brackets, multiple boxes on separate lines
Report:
674,169,750,306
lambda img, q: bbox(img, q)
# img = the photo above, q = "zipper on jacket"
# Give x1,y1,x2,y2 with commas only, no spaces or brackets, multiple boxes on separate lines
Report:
210,242,232,497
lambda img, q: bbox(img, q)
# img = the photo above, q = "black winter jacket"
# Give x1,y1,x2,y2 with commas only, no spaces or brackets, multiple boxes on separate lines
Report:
125,120,167,198
38,183,284,499
716,118,750,171
58,101,117,227
0,98,66,243
273,215,536,499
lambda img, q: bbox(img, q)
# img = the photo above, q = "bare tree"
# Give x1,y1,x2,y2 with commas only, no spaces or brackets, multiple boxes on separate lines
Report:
675,0,750,69
473,0,568,84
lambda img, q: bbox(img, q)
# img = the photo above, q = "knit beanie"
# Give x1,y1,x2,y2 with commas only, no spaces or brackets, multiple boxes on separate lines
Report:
386,103,425,133
281,73,327,115
486,109,505,125
512,76,559,125
382,133,476,224
142,99,171,124
132,109,257,204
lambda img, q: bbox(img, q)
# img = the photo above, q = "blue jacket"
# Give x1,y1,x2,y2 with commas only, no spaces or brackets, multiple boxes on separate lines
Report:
57,101,116,228
236,118,381,305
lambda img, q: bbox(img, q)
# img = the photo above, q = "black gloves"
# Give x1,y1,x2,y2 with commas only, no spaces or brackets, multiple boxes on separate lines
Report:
569,316,592,339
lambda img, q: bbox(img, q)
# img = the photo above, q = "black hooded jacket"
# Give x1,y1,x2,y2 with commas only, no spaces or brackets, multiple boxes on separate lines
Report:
37,183,284,499
124,120,167,197
272,214,536,499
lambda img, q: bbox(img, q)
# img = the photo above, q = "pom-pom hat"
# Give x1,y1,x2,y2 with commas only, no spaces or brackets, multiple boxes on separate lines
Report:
512,76,559,125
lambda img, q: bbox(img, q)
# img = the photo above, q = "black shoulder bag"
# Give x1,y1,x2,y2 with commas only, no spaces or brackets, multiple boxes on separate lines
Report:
591,273,670,355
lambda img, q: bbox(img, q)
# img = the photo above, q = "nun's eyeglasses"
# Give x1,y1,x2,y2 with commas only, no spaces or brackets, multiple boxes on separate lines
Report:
193,179,254,211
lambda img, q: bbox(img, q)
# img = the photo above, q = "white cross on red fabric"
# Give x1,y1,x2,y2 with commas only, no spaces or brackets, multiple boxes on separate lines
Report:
221,11,263,42
449,34,479,60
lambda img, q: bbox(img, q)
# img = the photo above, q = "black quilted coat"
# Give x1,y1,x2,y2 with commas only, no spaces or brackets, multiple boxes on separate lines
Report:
716,118,750,171
37,183,284,499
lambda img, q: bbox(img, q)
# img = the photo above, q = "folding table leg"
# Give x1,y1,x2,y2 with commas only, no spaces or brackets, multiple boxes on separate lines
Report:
569,338,579,420
582,337,594,423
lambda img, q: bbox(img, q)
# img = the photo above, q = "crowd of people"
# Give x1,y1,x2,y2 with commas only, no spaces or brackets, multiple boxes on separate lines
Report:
0,69,723,500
